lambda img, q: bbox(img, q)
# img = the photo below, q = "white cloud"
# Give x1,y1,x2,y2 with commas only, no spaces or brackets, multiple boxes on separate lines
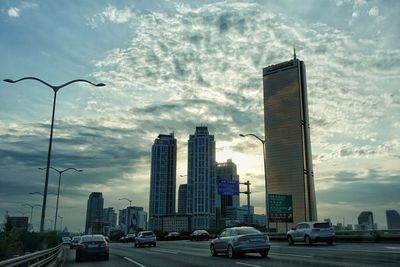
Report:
368,6,379,17
7,7,20,18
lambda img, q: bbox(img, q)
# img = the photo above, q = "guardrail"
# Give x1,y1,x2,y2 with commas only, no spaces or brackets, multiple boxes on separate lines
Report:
0,244,62,267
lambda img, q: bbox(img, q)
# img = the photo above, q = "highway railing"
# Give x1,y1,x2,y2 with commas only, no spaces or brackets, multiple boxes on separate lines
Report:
0,244,62,267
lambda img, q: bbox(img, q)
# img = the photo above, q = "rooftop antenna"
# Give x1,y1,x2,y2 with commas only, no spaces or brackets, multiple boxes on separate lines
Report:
293,47,297,59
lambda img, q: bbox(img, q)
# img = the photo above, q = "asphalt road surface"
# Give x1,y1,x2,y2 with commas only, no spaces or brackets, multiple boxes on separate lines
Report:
63,240,400,267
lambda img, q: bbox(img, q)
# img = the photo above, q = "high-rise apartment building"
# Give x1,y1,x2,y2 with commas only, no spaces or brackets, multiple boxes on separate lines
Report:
85,192,104,234
102,207,117,228
149,133,177,230
187,126,216,230
357,211,375,230
178,184,188,214
263,54,317,231
216,159,240,218
386,210,400,229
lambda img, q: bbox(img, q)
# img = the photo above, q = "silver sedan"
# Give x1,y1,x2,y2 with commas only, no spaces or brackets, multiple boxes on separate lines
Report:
210,226,270,258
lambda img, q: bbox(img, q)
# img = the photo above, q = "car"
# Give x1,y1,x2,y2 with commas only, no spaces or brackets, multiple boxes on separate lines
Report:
286,221,335,245
62,236,71,246
190,230,210,241
125,233,136,242
75,234,109,262
135,231,157,247
210,226,270,259
70,236,81,249
165,232,181,240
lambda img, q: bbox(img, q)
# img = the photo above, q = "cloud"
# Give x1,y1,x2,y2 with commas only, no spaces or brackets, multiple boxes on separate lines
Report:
7,7,20,18
86,5,136,28
368,6,379,17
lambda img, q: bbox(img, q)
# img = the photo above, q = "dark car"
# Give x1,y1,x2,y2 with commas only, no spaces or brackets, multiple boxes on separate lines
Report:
75,234,109,262
210,226,270,258
165,232,181,240
70,236,81,249
190,230,210,241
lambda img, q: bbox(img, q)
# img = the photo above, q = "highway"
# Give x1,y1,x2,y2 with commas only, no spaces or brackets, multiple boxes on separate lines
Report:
63,240,400,267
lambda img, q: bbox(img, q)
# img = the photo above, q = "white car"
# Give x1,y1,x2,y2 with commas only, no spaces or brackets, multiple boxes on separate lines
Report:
135,231,156,247
62,236,71,245
287,222,335,245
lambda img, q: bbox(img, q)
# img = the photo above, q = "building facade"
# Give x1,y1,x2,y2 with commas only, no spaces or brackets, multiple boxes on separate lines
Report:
357,211,376,230
149,133,177,230
263,54,317,231
102,207,117,228
178,184,188,214
187,126,216,230
159,214,191,233
85,192,104,234
120,206,148,235
386,210,400,230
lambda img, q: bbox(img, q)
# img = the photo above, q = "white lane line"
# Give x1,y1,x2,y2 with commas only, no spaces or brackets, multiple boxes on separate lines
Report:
151,248,179,254
124,256,147,267
270,252,313,258
236,262,264,267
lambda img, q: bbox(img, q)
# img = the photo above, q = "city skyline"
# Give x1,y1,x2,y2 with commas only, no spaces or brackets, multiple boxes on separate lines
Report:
0,0,399,232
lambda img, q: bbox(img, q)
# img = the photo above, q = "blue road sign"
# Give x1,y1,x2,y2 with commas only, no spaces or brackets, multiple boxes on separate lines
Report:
217,180,239,195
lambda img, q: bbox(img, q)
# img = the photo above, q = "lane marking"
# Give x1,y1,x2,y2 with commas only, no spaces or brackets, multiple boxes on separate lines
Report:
270,252,313,258
124,256,147,267
236,262,264,267
151,248,179,255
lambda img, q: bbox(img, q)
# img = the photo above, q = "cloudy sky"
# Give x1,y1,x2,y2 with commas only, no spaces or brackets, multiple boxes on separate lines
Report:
0,0,399,232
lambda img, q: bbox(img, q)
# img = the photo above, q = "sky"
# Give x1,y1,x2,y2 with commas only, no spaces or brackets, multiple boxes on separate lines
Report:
0,0,399,232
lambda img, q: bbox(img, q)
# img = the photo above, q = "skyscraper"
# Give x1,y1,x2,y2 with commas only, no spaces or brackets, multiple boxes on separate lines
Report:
358,211,375,230
187,126,216,230
149,133,177,230
263,53,317,230
386,210,400,229
178,184,188,214
102,207,117,228
216,159,240,218
85,192,104,234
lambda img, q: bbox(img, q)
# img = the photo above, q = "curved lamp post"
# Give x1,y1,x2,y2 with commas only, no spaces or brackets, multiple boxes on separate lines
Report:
22,203,42,224
239,133,269,231
38,167,82,231
118,198,133,207
4,77,105,232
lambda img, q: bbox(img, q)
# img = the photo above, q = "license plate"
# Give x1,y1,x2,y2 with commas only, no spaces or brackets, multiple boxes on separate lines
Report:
250,239,264,242
88,244,97,248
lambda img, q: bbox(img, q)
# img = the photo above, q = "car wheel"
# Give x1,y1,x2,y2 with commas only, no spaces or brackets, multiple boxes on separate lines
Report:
305,235,312,245
210,244,218,256
287,235,294,245
260,249,269,258
134,242,138,247
327,240,333,245
153,243,157,247
75,252,81,262
104,254,109,261
227,245,236,259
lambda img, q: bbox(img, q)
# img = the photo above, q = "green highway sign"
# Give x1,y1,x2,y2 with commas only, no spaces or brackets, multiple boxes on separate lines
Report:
268,194,293,223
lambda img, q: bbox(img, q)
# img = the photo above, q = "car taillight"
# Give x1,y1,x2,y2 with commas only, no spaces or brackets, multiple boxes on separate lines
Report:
312,228,320,232
152,234,156,237
238,236,248,242
100,242,108,247
264,235,270,241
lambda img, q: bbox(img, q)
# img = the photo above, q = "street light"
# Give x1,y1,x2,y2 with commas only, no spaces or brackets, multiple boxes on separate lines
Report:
38,167,82,231
57,215,63,231
118,198,133,207
22,203,41,224
239,133,269,231
4,77,105,232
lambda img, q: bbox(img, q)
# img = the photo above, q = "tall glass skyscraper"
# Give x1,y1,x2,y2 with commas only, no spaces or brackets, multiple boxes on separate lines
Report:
216,159,240,218
178,184,187,214
187,126,216,230
85,192,104,234
263,54,317,230
149,133,177,230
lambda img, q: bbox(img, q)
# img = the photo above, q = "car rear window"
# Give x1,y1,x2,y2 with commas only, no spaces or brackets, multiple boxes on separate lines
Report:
235,228,262,235
81,235,105,242
314,223,331,228
142,232,154,236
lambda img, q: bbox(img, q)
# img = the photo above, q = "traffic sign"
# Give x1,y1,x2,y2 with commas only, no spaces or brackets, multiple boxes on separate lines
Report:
217,180,239,195
268,194,293,223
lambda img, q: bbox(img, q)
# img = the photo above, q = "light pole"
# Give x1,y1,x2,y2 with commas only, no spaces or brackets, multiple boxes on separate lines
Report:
57,215,63,231
22,203,41,224
4,77,105,232
239,133,269,231
38,167,82,231
240,180,252,225
118,198,133,207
